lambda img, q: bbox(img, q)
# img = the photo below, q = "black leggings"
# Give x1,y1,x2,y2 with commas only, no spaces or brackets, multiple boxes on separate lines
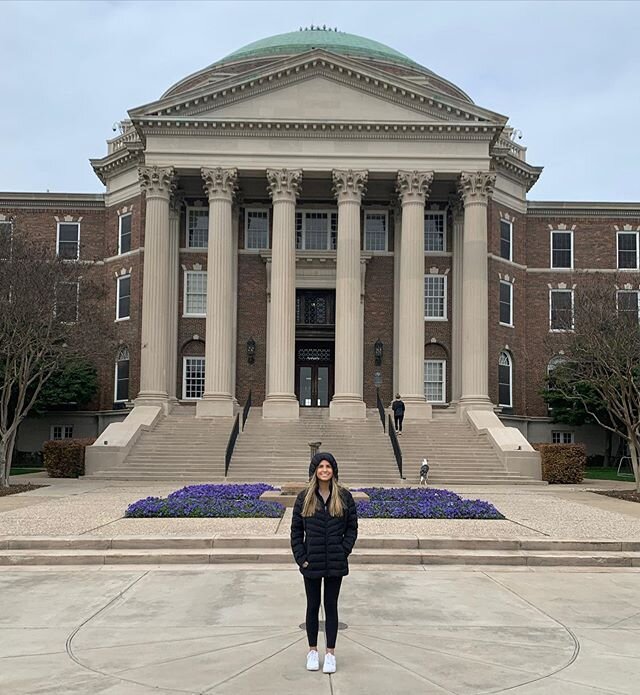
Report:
394,414,404,432
304,576,343,649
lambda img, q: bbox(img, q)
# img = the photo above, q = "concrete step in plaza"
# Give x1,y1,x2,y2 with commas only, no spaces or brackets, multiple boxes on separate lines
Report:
1,536,639,567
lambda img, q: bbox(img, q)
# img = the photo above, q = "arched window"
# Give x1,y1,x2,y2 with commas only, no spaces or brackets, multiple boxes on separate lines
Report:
114,346,130,403
547,355,567,375
498,351,512,408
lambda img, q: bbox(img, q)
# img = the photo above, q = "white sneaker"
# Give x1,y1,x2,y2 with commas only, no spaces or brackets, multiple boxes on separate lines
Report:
323,653,336,673
306,650,319,671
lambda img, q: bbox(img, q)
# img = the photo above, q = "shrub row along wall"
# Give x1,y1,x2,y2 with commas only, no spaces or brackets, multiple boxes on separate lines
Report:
43,438,95,478
533,443,586,484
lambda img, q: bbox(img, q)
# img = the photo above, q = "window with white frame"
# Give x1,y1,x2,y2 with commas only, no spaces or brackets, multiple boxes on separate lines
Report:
500,219,513,261
617,290,639,323
424,275,447,320
116,275,131,320
118,213,132,255
186,208,209,248
550,230,573,269
552,431,574,444
114,346,130,402
183,357,205,399
549,289,574,331
55,281,79,323
499,281,513,326
57,222,80,259
498,351,513,408
245,209,269,250
364,211,388,251
424,360,446,403
51,425,73,440
617,232,639,270
424,211,446,252
295,211,338,250
184,271,207,316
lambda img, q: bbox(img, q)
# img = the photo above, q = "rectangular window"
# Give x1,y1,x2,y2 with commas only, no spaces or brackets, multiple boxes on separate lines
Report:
187,208,209,248
364,211,388,251
118,213,132,255
424,275,447,320
424,360,446,403
617,290,639,323
183,357,205,399
57,222,80,260
424,211,446,252
184,270,207,316
552,431,574,444
500,220,513,261
617,232,639,270
51,425,73,440
295,211,338,250
115,353,130,402
550,289,574,331
116,275,131,320
551,230,573,269
55,281,79,323
499,281,513,326
245,209,269,250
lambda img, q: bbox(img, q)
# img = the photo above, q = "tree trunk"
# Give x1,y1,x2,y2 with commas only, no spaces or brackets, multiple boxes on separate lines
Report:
628,431,640,493
0,431,17,488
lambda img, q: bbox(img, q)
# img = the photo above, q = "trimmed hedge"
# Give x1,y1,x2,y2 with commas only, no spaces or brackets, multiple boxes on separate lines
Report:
533,443,586,484
43,438,96,478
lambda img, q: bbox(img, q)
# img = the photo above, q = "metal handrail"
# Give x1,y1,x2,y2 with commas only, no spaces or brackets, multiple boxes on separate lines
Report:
376,388,386,432
388,414,404,479
224,414,240,477
242,389,252,431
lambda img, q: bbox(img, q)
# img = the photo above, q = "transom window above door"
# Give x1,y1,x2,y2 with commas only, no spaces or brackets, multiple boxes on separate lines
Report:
296,210,338,250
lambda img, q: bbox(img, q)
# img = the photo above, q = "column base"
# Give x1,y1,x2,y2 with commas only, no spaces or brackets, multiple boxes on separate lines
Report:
457,396,495,416
196,396,235,418
329,398,366,420
402,397,432,420
135,392,170,413
263,396,299,420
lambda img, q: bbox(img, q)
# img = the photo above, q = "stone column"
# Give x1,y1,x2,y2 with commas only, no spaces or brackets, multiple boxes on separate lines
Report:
136,165,175,407
263,168,302,419
167,191,183,403
330,169,368,419
396,170,434,420
458,171,496,411
450,196,464,403
197,167,238,418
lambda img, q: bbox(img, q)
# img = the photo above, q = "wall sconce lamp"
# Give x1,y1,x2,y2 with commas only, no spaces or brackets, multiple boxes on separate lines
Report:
374,338,383,366
246,337,256,364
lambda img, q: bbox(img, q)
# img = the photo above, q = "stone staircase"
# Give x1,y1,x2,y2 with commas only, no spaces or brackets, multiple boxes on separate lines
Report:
398,410,542,485
86,404,234,481
227,407,401,485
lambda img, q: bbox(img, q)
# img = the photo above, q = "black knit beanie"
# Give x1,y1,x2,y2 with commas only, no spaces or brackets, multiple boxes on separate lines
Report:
309,452,339,481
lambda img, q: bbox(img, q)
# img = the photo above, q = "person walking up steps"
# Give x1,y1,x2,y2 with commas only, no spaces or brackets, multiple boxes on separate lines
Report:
290,452,358,674
391,394,405,435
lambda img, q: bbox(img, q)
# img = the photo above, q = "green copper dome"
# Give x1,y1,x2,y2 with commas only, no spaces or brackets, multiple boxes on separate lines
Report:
220,28,419,68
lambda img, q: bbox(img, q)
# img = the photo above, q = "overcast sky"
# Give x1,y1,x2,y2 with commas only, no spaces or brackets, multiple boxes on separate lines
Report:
2,0,638,201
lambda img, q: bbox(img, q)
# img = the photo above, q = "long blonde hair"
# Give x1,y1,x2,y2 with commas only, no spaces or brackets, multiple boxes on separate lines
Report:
302,474,345,517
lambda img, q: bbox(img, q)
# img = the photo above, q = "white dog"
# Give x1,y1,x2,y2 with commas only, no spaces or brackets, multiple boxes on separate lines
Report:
419,458,429,486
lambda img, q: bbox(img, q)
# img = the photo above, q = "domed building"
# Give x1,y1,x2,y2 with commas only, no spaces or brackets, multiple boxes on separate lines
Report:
3,28,638,483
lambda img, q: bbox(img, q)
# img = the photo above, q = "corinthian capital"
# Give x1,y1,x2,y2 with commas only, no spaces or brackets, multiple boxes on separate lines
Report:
266,168,302,202
138,166,176,199
332,169,368,203
396,170,434,204
458,172,496,206
201,167,238,201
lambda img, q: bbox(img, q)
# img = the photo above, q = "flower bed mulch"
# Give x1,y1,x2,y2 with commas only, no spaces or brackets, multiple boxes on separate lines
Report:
594,490,640,504
0,483,47,498
125,483,285,518
355,487,504,519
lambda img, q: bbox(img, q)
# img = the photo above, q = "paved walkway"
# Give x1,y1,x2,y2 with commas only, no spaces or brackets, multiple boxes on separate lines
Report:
1,565,639,694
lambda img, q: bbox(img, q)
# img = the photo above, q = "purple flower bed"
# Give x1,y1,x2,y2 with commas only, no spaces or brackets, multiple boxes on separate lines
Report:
125,483,285,518
355,487,504,519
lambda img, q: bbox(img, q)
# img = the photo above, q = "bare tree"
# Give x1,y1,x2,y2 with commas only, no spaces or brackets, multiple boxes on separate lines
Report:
545,274,640,491
0,232,112,487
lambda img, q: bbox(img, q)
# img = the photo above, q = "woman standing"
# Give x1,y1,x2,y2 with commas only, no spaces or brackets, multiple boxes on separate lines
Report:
290,451,358,674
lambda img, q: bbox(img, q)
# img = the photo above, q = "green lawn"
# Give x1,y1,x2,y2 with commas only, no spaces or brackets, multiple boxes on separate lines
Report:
10,468,44,476
585,467,636,482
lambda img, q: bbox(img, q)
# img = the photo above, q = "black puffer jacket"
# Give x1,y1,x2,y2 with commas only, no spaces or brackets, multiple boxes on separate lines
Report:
290,486,358,579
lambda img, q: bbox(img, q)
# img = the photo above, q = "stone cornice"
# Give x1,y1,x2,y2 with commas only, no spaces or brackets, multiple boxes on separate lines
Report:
0,192,105,209
91,147,144,185
491,152,543,192
527,201,640,217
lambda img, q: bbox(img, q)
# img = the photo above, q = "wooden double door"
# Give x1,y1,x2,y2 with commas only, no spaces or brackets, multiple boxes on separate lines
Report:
295,341,334,407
